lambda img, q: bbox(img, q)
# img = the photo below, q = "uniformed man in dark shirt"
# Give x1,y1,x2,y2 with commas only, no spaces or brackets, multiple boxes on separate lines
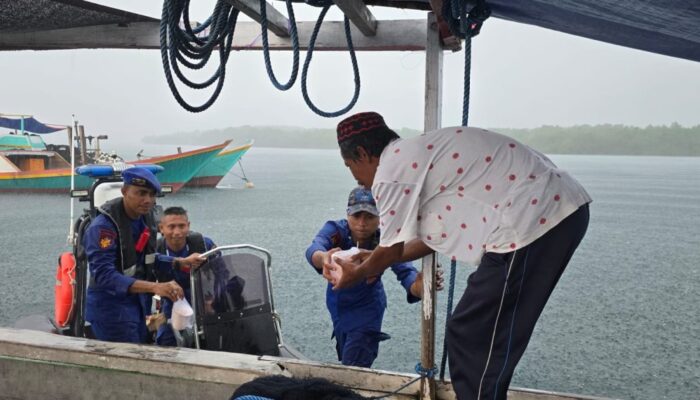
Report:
305,187,442,367
84,167,203,343
153,206,216,346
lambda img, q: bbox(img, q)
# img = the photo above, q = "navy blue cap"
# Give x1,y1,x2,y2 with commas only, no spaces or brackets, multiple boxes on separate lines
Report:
347,187,378,216
122,167,161,193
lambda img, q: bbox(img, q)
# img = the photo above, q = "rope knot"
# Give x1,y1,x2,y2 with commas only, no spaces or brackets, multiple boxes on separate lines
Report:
464,2,491,37
415,363,439,379
442,0,491,39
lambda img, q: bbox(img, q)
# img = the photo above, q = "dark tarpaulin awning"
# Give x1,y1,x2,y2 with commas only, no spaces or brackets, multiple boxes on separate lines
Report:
0,0,157,34
367,0,700,63
0,116,65,134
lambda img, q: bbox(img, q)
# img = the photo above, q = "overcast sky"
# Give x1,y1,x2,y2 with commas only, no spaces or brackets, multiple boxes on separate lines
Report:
2,1,700,146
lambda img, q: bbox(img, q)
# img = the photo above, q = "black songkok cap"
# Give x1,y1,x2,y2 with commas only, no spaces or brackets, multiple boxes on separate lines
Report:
336,112,389,144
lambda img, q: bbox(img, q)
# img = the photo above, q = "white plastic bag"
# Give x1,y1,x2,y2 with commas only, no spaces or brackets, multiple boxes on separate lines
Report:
171,298,194,331
329,247,361,283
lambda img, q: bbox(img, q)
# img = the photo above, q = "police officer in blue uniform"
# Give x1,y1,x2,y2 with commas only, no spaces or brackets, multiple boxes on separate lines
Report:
305,187,439,368
153,206,216,346
84,167,204,343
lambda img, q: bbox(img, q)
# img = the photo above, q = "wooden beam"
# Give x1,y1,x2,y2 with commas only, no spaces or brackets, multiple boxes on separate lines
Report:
333,0,378,37
0,20,427,51
226,0,290,37
427,0,462,51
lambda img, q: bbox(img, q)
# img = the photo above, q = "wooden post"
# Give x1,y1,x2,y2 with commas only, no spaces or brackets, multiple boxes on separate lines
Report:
420,12,443,400
66,126,73,152
419,253,438,400
78,125,87,165
424,13,443,133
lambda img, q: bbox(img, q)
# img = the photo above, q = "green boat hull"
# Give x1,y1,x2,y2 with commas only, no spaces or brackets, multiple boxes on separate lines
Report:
133,141,229,192
0,170,93,193
186,142,252,188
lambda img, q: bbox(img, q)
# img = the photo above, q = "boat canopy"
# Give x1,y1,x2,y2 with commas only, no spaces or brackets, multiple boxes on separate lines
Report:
0,133,48,150
0,116,65,134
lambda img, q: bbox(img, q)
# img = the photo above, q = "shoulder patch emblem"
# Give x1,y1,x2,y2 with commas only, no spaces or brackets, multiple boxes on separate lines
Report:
99,229,116,249
330,232,341,247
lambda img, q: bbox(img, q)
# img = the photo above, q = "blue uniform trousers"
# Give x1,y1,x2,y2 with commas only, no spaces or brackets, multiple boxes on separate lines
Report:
446,204,589,400
91,320,148,344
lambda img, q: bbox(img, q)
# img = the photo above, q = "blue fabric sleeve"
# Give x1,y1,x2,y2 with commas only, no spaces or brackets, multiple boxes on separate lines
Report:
202,236,223,260
390,261,420,304
305,221,341,274
84,218,136,297
156,254,175,264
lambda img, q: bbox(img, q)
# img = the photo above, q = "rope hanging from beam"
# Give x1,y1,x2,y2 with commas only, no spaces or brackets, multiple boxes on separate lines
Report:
160,0,361,116
439,0,491,382
300,3,361,118
260,0,300,91
441,0,491,126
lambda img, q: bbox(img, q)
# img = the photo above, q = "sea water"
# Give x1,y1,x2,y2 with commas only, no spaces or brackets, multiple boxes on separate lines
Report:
0,148,698,400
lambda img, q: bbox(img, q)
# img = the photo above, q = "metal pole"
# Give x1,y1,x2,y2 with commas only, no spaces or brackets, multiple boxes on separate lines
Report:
68,116,76,245
420,12,443,400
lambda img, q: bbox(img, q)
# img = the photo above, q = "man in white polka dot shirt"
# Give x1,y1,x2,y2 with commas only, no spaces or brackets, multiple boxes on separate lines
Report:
330,112,591,400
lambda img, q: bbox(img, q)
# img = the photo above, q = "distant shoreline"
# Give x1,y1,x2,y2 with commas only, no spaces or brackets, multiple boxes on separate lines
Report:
143,123,700,157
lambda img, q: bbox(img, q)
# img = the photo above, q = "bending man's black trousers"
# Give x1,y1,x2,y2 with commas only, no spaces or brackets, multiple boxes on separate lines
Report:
446,204,590,400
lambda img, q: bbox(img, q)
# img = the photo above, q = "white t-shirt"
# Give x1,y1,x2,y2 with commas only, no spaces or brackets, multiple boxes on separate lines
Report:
372,126,592,266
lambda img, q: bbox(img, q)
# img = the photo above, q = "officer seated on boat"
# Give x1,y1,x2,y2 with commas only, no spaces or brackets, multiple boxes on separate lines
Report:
305,186,443,368
152,206,216,346
83,167,204,344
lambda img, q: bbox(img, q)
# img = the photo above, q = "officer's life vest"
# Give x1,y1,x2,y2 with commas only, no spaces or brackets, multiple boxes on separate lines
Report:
156,231,207,256
94,198,158,282
154,232,206,281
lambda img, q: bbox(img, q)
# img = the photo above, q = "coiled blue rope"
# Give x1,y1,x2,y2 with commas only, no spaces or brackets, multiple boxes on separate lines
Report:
160,0,361,116
415,362,439,379
159,0,239,113
301,4,361,118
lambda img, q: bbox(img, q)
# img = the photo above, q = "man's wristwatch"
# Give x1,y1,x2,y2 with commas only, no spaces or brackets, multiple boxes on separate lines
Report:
174,258,191,273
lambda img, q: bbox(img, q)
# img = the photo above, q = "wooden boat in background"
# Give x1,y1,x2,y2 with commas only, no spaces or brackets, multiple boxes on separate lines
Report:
132,140,231,192
186,141,253,188
0,126,230,193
